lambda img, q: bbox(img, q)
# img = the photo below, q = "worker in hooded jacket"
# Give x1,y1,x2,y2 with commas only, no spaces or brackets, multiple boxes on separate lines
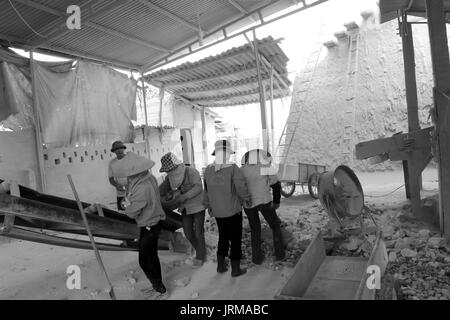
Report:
120,152,167,294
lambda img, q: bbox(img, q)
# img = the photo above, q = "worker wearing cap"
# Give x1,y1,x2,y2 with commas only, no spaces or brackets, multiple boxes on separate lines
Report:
203,139,252,277
120,152,167,295
240,149,285,264
108,141,128,210
159,152,206,267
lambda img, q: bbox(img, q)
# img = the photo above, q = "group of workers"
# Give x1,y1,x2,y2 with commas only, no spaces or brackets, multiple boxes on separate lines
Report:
107,139,285,295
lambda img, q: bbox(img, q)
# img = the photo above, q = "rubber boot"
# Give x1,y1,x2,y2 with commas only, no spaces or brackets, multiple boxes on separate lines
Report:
217,255,228,273
231,260,247,277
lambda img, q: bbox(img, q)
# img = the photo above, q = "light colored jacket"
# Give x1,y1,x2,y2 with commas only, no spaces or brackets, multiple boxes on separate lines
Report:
203,163,251,218
240,164,279,208
159,166,205,214
124,172,166,227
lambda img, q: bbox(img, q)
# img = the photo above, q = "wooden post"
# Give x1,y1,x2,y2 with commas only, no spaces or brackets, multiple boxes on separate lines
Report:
426,0,450,238
30,51,47,193
140,72,149,128
252,30,269,152
269,64,275,155
140,72,151,161
201,107,209,167
401,21,422,218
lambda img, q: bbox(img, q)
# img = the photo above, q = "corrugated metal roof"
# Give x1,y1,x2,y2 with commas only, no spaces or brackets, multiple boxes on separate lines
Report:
144,36,291,108
0,0,325,71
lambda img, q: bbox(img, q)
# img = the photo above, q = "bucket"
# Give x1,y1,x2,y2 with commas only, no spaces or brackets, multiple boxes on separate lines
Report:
318,165,364,221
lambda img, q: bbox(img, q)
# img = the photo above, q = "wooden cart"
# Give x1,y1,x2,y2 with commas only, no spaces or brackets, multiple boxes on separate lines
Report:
278,162,326,199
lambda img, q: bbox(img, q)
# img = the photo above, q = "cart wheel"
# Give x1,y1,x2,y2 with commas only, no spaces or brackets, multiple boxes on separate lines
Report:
281,181,296,198
308,172,320,199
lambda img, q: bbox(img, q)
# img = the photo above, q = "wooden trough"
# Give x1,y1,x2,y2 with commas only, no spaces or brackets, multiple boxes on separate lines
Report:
275,231,388,300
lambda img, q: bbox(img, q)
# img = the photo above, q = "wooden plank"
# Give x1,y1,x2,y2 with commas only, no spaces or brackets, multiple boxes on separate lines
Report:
401,21,422,216
426,0,450,238
355,231,388,300
275,232,326,299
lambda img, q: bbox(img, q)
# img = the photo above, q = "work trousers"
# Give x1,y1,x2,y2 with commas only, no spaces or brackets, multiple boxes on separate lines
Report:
181,210,207,261
139,222,163,286
244,202,285,262
215,212,243,261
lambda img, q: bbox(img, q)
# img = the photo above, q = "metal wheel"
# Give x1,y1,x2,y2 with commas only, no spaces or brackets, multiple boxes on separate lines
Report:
281,181,296,198
307,172,320,199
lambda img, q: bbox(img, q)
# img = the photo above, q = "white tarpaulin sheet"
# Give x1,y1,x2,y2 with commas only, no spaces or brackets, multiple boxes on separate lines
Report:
33,60,137,148
0,62,34,131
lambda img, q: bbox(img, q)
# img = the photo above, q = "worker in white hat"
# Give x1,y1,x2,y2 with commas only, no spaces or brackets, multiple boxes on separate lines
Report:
119,152,167,295
203,139,252,277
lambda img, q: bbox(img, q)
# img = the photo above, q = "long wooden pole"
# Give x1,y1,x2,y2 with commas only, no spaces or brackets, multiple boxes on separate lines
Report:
252,30,269,152
140,72,152,163
201,107,209,167
400,21,421,218
269,64,275,155
67,174,116,300
426,0,450,238
29,51,47,193
140,72,149,128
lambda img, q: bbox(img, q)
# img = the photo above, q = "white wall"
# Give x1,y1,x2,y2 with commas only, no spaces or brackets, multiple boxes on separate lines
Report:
285,19,439,171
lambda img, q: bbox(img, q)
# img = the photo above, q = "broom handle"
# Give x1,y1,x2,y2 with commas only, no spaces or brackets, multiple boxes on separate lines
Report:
67,174,116,300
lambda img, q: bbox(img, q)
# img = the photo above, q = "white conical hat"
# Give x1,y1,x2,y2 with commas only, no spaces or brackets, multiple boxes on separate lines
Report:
114,152,155,177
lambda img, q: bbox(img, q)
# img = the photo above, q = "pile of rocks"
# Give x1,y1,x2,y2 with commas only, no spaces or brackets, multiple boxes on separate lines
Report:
382,224,450,300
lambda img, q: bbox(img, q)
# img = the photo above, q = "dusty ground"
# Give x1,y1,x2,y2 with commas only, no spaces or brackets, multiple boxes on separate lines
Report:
0,168,448,300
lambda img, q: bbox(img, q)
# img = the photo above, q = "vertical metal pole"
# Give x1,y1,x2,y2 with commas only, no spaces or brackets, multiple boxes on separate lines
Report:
30,51,47,193
401,21,422,218
426,0,450,238
201,107,209,167
269,64,275,155
252,29,269,152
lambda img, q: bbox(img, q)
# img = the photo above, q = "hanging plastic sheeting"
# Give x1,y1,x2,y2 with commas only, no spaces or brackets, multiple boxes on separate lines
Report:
0,61,33,131
33,60,137,149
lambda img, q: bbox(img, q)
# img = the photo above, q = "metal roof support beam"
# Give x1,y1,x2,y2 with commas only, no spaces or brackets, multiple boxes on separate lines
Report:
144,0,329,72
136,0,199,32
86,23,170,52
38,44,139,70
425,0,450,238
30,0,130,47
228,0,257,23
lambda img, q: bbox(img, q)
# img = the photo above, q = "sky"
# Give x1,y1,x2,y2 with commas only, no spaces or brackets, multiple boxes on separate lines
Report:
9,0,379,141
